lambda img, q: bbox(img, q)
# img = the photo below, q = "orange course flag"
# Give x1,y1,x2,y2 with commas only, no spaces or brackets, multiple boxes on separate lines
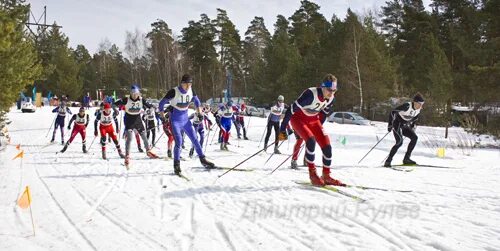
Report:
17,186,31,209
12,150,24,160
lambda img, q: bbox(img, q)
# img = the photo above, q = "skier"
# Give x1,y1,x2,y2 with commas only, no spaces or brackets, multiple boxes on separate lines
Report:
51,101,72,144
61,107,89,153
114,85,158,167
202,103,214,129
232,102,248,140
264,95,285,153
217,101,235,151
188,111,212,158
94,103,125,159
158,74,215,175
279,74,341,187
384,93,424,167
143,105,158,147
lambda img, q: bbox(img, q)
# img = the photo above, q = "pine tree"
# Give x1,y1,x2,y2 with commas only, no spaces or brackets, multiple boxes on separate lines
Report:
214,9,243,97
242,16,270,98
181,14,219,100
258,15,303,104
0,0,41,111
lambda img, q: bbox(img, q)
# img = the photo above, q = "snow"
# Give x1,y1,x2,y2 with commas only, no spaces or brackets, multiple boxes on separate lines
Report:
1,106,499,251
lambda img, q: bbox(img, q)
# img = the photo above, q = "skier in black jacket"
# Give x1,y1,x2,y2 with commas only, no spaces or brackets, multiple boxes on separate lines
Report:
385,93,424,167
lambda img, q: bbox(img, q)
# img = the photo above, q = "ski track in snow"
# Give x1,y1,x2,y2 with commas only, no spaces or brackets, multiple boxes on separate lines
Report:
1,106,500,250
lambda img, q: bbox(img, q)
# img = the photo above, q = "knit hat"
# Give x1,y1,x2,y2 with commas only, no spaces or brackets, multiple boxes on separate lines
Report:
413,93,425,103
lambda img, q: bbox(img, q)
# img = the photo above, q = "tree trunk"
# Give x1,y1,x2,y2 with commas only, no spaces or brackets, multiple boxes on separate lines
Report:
353,25,363,114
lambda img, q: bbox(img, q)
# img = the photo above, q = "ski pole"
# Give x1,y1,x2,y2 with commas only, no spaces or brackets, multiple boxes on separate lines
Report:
88,136,98,150
358,131,391,164
258,125,267,148
209,125,219,145
204,124,212,152
269,144,304,175
118,110,123,141
46,116,56,138
154,131,165,147
217,140,277,180
245,115,251,132
264,140,286,165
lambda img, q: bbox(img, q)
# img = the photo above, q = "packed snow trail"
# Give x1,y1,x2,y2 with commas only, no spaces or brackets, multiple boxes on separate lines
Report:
1,106,499,250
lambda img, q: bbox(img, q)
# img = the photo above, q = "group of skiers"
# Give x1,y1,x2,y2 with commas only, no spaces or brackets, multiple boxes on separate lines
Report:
50,73,423,186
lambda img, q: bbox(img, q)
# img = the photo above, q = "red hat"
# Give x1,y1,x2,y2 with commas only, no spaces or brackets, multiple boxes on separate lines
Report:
104,103,111,109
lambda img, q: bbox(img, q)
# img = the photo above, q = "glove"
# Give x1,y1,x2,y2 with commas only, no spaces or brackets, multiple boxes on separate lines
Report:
94,131,98,137
387,125,393,132
67,125,71,130
278,131,288,141
286,128,294,136
197,113,203,121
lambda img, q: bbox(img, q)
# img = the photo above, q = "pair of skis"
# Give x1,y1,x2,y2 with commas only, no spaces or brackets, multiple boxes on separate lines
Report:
386,163,458,172
295,181,412,202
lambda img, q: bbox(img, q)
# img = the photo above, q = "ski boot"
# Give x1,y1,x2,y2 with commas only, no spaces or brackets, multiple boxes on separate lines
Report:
220,142,225,151
60,142,70,153
138,146,144,153
50,137,55,143
147,149,159,159
237,135,241,139
223,143,229,151
291,160,298,169
200,157,215,169
322,168,345,186
101,148,107,160
167,149,172,158
274,146,281,154
61,140,65,145
263,145,268,153
403,157,416,165
384,160,392,167
189,148,194,158
174,160,181,175
308,164,325,187
82,143,87,153
117,148,125,158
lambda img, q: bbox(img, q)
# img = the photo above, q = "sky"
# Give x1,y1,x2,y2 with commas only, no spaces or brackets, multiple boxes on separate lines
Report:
27,0,432,54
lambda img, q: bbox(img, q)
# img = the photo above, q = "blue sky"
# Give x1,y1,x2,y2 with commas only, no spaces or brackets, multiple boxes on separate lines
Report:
27,0,432,54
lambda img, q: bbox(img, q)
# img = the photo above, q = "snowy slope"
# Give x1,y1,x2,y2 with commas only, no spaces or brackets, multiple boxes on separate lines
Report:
1,106,499,251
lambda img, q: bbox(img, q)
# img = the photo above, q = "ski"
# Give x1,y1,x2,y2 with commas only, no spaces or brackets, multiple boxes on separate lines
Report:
389,166,414,172
120,163,130,170
40,142,57,149
343,184,412,193
381,165,414,172
394,164,457,169
295,181,366,202
195,166,254,172
174,173,190,181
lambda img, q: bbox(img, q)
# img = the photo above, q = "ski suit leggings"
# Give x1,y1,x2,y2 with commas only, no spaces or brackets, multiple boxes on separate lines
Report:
68,124,86,144
387,125,418,161
171,118,204,161
264,120,280,147
290,116,332,168
220,117,232,143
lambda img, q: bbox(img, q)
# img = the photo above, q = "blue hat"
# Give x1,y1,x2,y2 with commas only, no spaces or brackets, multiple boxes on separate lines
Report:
131,84,140,94
321,80,337,89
